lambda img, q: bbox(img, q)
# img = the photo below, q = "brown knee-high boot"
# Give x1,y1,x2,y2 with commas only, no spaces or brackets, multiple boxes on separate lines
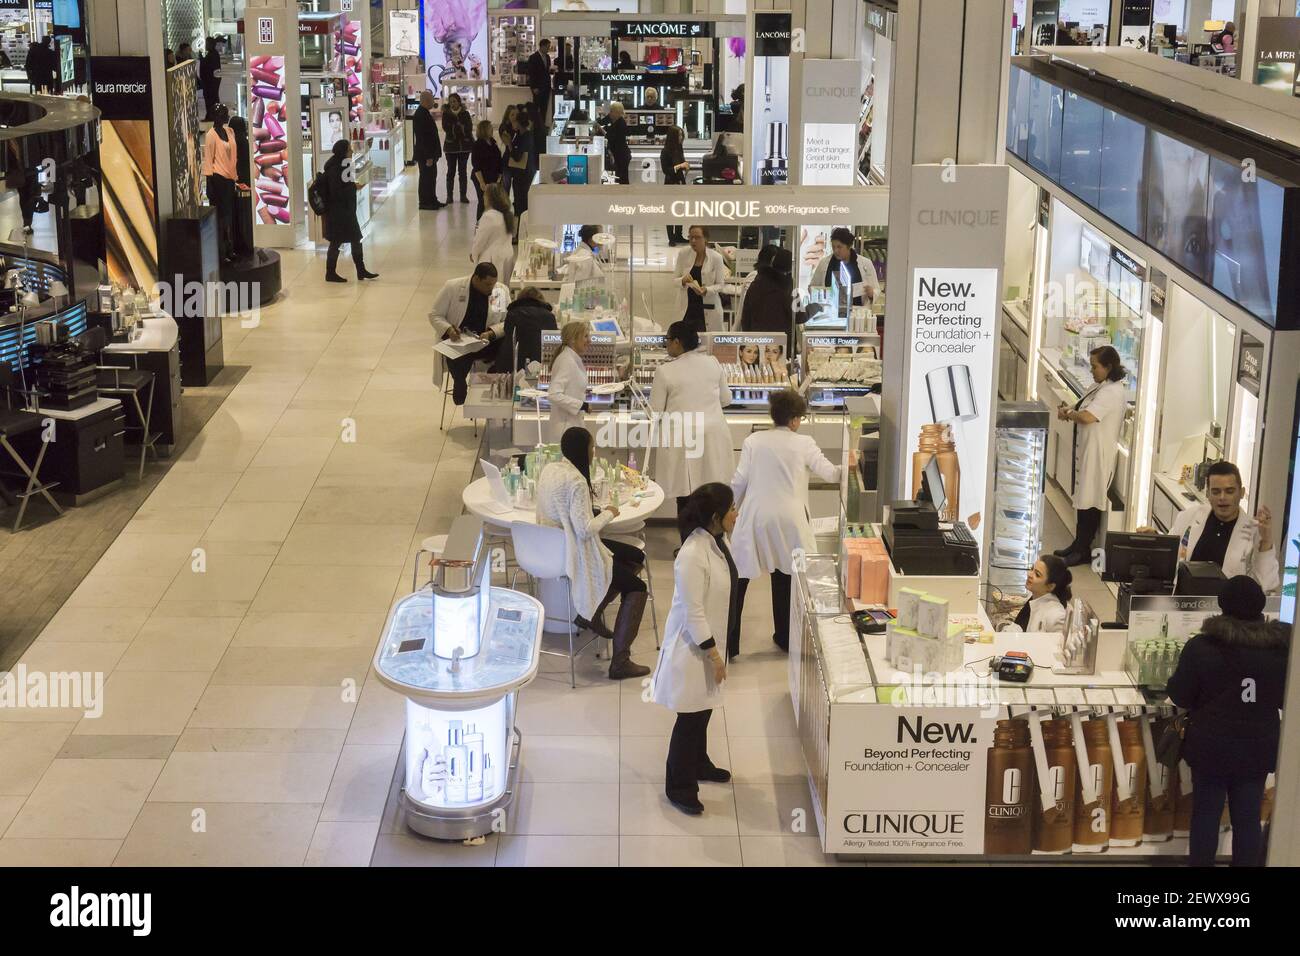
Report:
608,591,650,680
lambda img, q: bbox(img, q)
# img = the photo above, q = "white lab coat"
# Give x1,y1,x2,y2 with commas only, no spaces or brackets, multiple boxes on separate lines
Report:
1002,593,1069,635
673,246,728,331
651,527,730,714
1070,379,1126,511
1168,503,1281,593
546,345,587,442
810,252,881,303
428,276,507,384
649,349,734,498
730,427,841,578
535,459,613,619
564,246,604,284
470,209,515,285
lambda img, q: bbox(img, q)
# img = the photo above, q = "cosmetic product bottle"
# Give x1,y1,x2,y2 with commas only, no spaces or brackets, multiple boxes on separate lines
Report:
1032,718,1077,854
985,718,1035,855
759,121,788,185
482,753,495,802
1143,755,1175,842
1072,718,1113,852
912,423,943,499
1109,718,1148,847
445,721,468,804
420,747,447,802
465,723,485,803
1172,760,1193,837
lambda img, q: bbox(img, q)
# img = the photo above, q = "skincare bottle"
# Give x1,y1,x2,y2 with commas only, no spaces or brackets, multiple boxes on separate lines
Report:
482,753,494,801
1032,718,1077,854
1072,718,1113,852
445,721,468,803
985,718,1035,855
465,723,485,803
1109,718,1148,847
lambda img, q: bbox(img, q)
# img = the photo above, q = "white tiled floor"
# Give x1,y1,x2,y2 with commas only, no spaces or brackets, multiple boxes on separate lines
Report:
0,171,849,867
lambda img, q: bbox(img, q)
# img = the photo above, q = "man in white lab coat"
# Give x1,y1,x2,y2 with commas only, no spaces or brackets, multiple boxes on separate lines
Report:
429,263,504,406
1166,460,1279,593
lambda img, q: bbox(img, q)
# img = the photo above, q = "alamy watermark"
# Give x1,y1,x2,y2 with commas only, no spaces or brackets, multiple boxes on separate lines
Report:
0,666,103,718
154,275,263,329
594,410,704,458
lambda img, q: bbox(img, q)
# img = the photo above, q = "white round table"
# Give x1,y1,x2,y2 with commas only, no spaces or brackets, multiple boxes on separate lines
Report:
461,476,665,535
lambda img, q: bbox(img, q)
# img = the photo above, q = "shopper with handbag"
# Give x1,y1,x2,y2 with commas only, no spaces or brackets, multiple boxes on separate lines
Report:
1166,576,1289,866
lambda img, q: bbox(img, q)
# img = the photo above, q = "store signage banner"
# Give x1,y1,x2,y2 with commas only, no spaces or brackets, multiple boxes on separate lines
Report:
528,185,889,226
1254,18,1300,94
1237,332,1263,398
611,20,711,39
754,12,792,56
801,60,860,187
89,56,152,120
827,705,998,854
389,10,421,58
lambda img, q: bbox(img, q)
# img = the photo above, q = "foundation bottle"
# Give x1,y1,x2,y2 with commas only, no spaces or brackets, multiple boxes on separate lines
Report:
1072,718,1114,852
1173,761,1193,837
1109,718,1148,847
984,719,1035,855
1143,719,1174,841
911,424,943,499
911,425,961,521
1033,718,1077,854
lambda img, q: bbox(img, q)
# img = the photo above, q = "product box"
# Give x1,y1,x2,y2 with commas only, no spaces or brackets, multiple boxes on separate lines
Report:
886,621,964,675
860,554,890,605
916,594,949,640
896,587,925,630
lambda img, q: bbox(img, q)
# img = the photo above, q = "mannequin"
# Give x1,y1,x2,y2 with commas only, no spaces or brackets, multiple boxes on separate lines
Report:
201,104,246,262
227,115,255,259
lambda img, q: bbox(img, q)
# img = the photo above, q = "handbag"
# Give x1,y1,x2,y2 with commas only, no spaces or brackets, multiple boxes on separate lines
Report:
1154,712,1187,767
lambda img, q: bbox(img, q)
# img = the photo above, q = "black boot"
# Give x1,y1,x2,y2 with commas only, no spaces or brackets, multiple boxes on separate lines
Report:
576,589,617,640
608,591,650,680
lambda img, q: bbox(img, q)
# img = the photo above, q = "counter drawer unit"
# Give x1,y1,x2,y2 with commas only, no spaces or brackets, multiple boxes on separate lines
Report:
40,399,126,504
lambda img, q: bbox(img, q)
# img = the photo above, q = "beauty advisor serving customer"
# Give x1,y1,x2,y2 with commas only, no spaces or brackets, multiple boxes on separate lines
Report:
545,321,590,442
674,225,728,333
1165,459,1279,592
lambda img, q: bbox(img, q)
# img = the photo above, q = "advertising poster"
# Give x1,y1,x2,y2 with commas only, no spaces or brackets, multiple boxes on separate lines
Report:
1254,18,1300,94
904,267,999,537
827,705,997,854
751,12,791,186
166,60,203,218
1283,386,1300,624
334,17,365,125
249,54,292,225
422,0,488,95
800,59,860,187
1120,0,1153,50
389,9,421,57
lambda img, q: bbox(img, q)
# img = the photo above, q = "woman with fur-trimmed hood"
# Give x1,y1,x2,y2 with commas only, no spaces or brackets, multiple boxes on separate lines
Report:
1167,576,1289,866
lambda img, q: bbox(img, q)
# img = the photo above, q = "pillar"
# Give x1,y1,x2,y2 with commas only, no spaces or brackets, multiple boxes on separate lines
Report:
243,0,305,249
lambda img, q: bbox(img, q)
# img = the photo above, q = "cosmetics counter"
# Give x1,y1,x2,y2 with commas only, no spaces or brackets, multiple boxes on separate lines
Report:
1002,55,1300,536
797,332,881,411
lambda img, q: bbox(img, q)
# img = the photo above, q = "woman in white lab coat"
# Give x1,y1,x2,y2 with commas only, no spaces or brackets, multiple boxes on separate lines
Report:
564,225,606,284
809,227,881,308
730,389,841,656
674,224,728,333
651,482,736,815
1056,345,1127,567
1001,555,1071,634
546,321,589,442
470,184,516,285
649,321,734,510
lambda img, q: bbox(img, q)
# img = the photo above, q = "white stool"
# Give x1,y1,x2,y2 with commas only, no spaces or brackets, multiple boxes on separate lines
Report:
412,534,448,590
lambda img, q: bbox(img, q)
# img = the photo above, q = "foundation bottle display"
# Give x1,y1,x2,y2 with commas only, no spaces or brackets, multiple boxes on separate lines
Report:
911,423,960,521
1173,762,1193,837
985,719,1035,855
1143,719,1175,841
1109,718,1148,847
1072,718,1114,852
1033,718,1077,854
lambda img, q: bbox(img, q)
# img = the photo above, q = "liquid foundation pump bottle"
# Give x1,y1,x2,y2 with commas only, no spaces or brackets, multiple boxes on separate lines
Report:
1072,717,1113,853
985,718,1035,854
1109,717,1148,847
1143,717,1174,842
1032,717,1077,854
911,423,960,521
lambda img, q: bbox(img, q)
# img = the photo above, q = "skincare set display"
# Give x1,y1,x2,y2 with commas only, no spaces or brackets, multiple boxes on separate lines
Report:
1124,637,1186,690
517,238,560,281
885,587,965,675
989,412,1049,598
841,530,889,605
418,719,495,806
805,348,882,388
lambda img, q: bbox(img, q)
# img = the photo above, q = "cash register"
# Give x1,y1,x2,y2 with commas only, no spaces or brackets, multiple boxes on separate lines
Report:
882,500,980,576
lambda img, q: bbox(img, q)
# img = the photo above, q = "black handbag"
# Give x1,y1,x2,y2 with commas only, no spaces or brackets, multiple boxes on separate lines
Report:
1154,712,1187,767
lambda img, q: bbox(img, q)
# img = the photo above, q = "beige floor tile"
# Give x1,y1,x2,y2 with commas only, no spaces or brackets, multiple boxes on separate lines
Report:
343,681,407,746
188,685,355,730
275,523,413,567
57,735,177,760
508,782,620,836
518,735,620,784
73,672,210,736
144,471,241,510
721,650,794,695
250,565,402,614
248,436,337,471
725,736,810,785
122,504,222,536
305,820,380,866
37,607,151,644
210,645,372,686
516,682,621,737
202,501,303,543
149,751,339,803
173,728,346,754
733,782,818,837
114,803,319,866
0,838,122,866
227,467,323,503
320,745,401,822
269,407,357,440
0,722,77,796
7,758,163,838
370,832,498,867
618,835,742,867
739,836,855,867
618,731,730,785
93,533,201,578
157,553,274,607
496,835,619,867
170,440,264,474
18,641,128,676
116,616,240,672
723,692,798,738
0,794,24,836
618,783,739,837
64,572,172,610
230,611,385,649
295,485,427,526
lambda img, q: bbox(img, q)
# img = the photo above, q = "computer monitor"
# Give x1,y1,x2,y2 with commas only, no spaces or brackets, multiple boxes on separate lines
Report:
1102,532,1180,584
919,456,948,520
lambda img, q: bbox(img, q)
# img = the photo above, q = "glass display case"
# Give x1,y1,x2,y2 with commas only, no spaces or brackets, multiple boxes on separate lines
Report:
989,402,1050,599
706,331,792,410
372,521,544,840
799,332,881,411
489,10,538,86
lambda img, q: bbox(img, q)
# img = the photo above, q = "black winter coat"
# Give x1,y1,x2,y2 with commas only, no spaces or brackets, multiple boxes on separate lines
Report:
442,107,474,154
412,106,442,162
322,154,361,245
493,297,558,372
739,266,795,332
1167,614,1290,775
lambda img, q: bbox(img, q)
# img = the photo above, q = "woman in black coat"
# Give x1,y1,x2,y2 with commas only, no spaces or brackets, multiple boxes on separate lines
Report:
441,93,474,204
471,119,502,220
739,246,796,333
660,125,688,245
492,287,558,372
1167,576,1290,867
322,140,377,283
598,102,631,184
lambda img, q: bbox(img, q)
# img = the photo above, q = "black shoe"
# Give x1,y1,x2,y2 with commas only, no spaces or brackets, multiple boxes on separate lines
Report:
574,614,614,640
698,765,731,784
460,195,470,203
1061,551,1088,567
358,270,379,280
325,272,347,283
667,793,704,815
1052,546,1074,557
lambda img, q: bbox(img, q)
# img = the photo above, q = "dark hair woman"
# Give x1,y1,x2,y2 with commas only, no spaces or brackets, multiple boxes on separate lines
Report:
321,140,378,282
1002,555,1073,634
441,92,474,204
661,125,689,245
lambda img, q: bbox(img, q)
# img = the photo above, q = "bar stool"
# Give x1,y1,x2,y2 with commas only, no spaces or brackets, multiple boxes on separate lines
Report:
77,328,159,480
0,366,63,532
412,534,448,591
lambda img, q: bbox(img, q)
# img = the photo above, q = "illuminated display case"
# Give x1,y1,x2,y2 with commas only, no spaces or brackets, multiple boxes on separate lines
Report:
799,331,881,410
989,402,1050,599
372,525,543,840
706,331,791,408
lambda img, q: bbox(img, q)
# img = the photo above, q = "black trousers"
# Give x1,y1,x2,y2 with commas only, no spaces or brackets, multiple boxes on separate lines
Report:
472,176,497,220
232,193,254,258
446,153,469,201
610,152,630,185
207,174,236,259
446,337,502,405
602,538,647,600
665,709,715,801
509,166,531,221
733,569,792,655
326,238,365,276
1190,770,1267,866
202,80,221,121
417,158,440,206
1070,507,1103,559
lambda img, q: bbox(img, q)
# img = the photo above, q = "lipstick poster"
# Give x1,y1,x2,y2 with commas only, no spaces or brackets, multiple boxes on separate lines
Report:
248,54,291,225
334,17,364,125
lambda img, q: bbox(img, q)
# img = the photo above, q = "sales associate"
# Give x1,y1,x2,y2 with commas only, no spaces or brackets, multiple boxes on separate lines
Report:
546,321,590,442
428,263,503,406
809,227,880,309
527,39,554,129
1055,345,1126,567
675,225,727,333
565,225,605,283
1165,460,1279,592
650,321,735,510
1000,555,1072,634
